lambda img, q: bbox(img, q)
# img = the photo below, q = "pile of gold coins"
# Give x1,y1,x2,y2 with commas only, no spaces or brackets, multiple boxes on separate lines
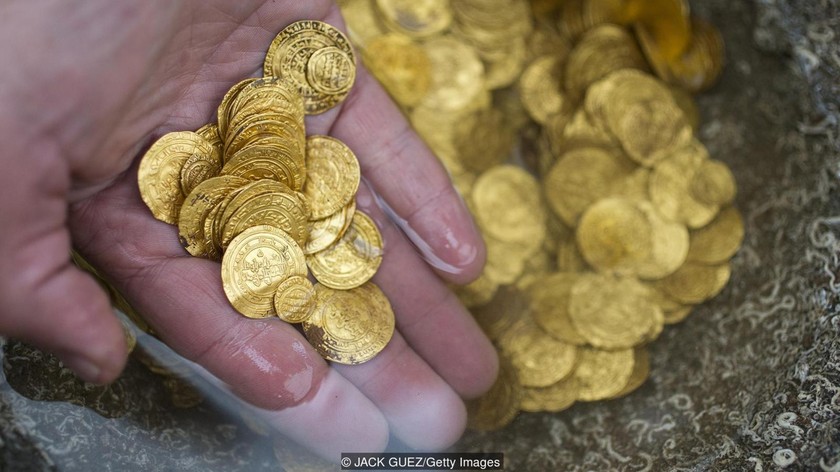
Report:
138,21,394,366
338,0,742,430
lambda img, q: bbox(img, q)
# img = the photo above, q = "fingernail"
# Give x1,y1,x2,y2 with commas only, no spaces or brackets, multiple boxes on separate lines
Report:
63,355,103,384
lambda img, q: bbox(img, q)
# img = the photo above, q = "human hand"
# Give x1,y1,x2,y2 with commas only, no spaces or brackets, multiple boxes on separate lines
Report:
0,0,497,458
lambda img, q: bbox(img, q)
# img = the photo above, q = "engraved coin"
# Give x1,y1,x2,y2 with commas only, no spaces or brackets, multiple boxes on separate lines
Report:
221,225,307,318
273,275,316,323
302,282,395,364
306,46,356,96
303,135,361,219
307,211,383,290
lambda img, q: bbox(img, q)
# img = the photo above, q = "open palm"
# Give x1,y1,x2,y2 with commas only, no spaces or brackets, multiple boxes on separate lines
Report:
0,0,497,458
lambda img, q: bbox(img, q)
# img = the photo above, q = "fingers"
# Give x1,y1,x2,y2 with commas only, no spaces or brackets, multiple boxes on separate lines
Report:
357,182,499,399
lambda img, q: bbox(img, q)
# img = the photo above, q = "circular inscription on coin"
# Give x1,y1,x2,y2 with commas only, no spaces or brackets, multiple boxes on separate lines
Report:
302,283,395,364
307,211,383,290
273,275,316,323
222,225,307,318
303,135,361,219
263,20,356,115
306,46,356,96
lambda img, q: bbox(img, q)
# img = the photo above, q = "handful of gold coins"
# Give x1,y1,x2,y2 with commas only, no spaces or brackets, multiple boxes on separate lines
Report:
338,0,741,430
137,21,394,366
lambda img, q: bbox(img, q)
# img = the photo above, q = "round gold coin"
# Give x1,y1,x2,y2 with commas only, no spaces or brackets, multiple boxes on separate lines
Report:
520,55,568,124
498,314,578,387
471,165,546,249
273,275,316,323
263,20,356,114
363,33,432,107
418,36,485,112
466,352,522,432
138,131,215,224
686,206,744,265
307,211,383,290
304,200,355,255
573,346,635,402
520,376,579,413
576,197,652,275
530,272,587,345
302,282,395,365
374,0,452,38
303,135,361,219
221,225,307,318
178,175,249,259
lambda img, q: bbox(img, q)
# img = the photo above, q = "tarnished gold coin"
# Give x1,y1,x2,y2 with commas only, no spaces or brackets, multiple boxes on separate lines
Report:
471,165,546,249
576,198,652,276
304,200,356,255
302,282,395,364
363,33,432,107
544,147,635,226
307,211,383,290
498,314,578,387
573,346,635,401
273,275,316,323
304,136,361,220
471,285,528,341
178,175,249,259
138,131,215,224
687,206,744,265
521,376,579,413
466,353,522,432
374,0,452,38
454,108,516,173
221,225,307,318
530,272,588,346
263,20,356,114
569,274,663,349
656,261,732,304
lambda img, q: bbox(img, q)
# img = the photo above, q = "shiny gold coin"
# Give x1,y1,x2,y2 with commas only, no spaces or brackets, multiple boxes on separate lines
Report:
418,36,486,112
222,145,305,191
217,78,258,138
363,33,432,107
178,175,249,259
466,353,522,432
498,314,578,388
530,272,588,346
573,346,635,401
544,146,635,226
221,225,307,318
656,261,731,305
304,200,356,255
307,211,383,290
520,376,579,413
374,0,452,38
667,17,725,92
576,198,652,276
179,144,223,196
687,206,744,265
569,273,663,349
339,0,387,48
302,282,395,365
471,165,546,248
519,56,568,125
138,131,215,224
633,0,692,61
220,185,310,249
304,136,361,219
263,20,356,114
273,275,317,323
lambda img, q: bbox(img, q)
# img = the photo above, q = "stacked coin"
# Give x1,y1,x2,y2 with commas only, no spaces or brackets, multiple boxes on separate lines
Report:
339,0,741,430
137,21,393,366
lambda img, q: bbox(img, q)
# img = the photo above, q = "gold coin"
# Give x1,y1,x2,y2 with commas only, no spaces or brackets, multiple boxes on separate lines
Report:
454,108,516,173
686,206,744,265
667,17,725,92
221,225,307,318
220,185,310,249
304,200,356,255
302,282,395,365
263,20,356,114
471,165,546,248
455,272,500,308
611,346,650,398
363,33,432,107
307,211,383,290
374,0,452,38
498,314,578,387
483,234,532,285
418,36,485,112
530,272,588,346
217,78,258,138
573,346,634,401
664,305,693,324
466,352,522,432
179,144,223,196
634,200,690,280
138,131,214,224
222,145,305,191
689,159,737,208
519,56,568,124
649,138,721,229
339,0,387,48
544,147,635,226
569,274,662,349
304,135,361,220
178,175,249,259
470,285,528,341
273,275,317,323
576,198,652,275
520,376,579,413
656,261,731,304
